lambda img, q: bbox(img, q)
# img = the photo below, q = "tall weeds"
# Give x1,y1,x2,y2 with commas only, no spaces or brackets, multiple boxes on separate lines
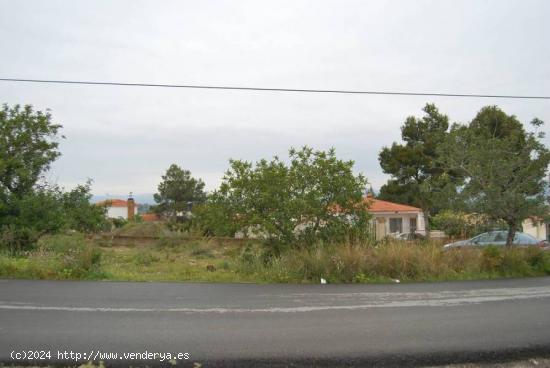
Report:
238,240,550,283
0,234,106,279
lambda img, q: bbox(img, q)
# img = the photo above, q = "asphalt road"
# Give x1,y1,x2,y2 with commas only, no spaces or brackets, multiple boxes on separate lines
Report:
1,277,550,367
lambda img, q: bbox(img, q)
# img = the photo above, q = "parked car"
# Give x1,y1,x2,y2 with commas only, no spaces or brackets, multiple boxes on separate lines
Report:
393,232,426,241
443,231,550,250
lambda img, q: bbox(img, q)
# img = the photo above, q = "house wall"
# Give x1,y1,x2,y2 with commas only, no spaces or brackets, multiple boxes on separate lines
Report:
522,218,548,241
371,212,425,239
234,212,427,240
106,206,136,219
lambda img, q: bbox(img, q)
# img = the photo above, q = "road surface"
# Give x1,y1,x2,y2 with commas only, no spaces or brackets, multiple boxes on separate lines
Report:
1,277,550,367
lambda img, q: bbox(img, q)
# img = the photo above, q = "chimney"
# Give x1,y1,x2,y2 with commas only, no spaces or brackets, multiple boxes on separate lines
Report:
127,192,135,220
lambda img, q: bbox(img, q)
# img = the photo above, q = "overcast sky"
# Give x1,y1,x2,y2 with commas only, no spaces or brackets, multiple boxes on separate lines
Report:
1,0,549,198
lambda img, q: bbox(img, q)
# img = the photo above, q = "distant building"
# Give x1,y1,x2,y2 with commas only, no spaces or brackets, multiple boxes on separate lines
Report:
96,197,136,220
366,195,426,239
522,217,549,241
236,195,427,240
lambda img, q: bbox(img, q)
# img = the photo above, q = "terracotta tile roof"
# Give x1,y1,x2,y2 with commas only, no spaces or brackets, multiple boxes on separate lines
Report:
95,199,136,208
330,196,422,214
365,197,421,213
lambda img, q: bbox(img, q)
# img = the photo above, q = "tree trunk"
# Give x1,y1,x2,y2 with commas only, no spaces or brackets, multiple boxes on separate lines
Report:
506,222,516,247
423,208,431,239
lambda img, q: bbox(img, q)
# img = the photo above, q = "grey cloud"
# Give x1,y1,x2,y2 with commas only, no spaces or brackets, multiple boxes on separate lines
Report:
1,0,548,196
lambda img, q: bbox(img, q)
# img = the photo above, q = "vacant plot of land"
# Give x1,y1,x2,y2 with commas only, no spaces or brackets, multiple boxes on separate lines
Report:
101,237,256,282
1,222,549,283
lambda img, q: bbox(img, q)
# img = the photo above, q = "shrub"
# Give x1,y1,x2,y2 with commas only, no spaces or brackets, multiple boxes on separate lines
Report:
219,260,231,270
524,247,550,273
58,245,102,278
237,240,550,283
192,201,240,237
0,234,106,280
431,211,471,239
431,211,507,239
39,234,103,278
0,182,108,253
481,246,502,273
500,249,531,276
111,218,127,229
208,146,370,249
0,225,38,254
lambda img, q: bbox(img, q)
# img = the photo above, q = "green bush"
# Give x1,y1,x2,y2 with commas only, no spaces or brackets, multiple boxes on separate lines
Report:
525,247,550,273
0,183,108,253
58,245,102,278
203,147,371,249
219,260,231,270
237,240,550,283
431,211,507,239
40,234,103,278
500,250,531,276
0,225,38,254
111,218,127,229
0,234,106,280
481,246,502,272
192,201,240,237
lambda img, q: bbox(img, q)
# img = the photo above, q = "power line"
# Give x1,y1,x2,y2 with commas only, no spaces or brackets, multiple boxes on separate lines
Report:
0,77,549,100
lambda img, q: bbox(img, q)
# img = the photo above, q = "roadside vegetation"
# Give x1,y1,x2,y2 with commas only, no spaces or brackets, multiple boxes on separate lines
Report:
241,239,550,283
1,226,549,283
1,102,549,284
0,233,105,280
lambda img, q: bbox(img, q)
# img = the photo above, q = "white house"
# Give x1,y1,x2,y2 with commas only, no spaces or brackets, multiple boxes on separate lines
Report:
236,195,426,240
365,196,426,239
522,217,549,241
96,198,137,220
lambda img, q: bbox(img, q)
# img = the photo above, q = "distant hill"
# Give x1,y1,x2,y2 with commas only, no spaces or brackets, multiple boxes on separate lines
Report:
92,193,156,205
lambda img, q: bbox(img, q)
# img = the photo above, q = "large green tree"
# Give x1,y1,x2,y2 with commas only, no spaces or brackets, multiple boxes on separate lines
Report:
0,104,62,198
440,106,550,246
0,104,106,252
378,104,460,229
0,104,63,251
153,164,206,218
208,146,370,248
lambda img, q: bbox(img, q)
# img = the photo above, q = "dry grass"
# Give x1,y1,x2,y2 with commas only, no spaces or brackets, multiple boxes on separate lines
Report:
0,234,105,280
239,240,550,283
1,225,549,284
100,237,258,282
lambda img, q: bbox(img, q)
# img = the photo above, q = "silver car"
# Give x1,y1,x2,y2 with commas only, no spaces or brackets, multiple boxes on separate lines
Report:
393,232,426,241
443,231,549,250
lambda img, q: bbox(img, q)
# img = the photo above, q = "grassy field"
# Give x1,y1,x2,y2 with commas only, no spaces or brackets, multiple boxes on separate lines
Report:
1,222,550,283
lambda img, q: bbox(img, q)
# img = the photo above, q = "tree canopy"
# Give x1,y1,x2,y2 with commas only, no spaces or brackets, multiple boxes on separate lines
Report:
378,104,460,227
0,104,106,252
200,146,370,249
439,106,550,246
153,164,206,218
0,104,62,198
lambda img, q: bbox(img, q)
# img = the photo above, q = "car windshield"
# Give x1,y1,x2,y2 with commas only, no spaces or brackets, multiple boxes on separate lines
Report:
472,232,500,243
